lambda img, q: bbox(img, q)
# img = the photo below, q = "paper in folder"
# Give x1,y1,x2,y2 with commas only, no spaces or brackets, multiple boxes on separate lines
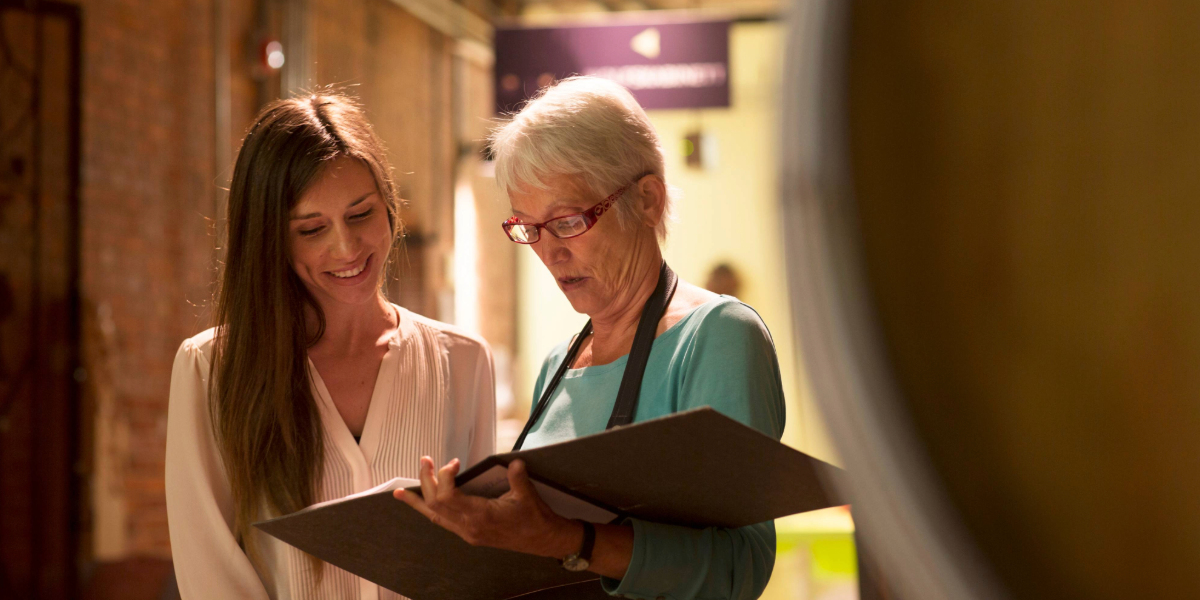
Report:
254,407,846,600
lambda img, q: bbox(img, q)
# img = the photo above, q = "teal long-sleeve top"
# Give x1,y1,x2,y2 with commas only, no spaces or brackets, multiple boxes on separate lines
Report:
523,296,785,600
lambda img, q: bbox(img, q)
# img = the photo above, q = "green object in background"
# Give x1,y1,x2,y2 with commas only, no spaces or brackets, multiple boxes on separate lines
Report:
774,510,859,583
811,537,857,578
764,513,858,599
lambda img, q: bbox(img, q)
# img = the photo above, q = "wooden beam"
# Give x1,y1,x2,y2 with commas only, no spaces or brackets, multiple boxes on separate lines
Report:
385,0,494,45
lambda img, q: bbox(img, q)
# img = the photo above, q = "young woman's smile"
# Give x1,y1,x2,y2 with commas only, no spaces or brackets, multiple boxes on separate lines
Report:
323,253,373,284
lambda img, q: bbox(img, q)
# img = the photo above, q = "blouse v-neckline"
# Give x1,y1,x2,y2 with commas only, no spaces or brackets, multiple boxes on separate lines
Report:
306,304,405,484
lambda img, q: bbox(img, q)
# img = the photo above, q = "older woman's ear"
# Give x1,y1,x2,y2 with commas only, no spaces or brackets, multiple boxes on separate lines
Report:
635,174,669,231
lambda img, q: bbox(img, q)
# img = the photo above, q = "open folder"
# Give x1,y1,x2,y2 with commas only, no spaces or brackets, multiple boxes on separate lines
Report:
254,407,845,600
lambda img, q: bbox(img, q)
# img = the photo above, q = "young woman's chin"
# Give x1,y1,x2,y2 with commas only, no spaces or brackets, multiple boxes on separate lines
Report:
303,266,385,308
323,286,380,308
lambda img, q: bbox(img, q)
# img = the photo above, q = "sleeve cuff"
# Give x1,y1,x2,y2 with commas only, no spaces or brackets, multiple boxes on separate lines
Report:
600,518,701,600
600,518,652,598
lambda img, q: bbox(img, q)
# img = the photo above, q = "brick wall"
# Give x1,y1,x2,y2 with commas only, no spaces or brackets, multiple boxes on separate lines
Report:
78,0,227,558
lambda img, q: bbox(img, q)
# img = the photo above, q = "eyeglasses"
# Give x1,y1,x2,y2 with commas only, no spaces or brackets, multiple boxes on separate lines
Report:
502,177,644,244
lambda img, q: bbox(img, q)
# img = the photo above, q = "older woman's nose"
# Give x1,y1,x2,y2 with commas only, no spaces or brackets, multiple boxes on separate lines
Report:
532,235,571,266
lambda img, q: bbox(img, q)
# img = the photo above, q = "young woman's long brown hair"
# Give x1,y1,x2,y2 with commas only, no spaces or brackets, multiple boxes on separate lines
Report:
210,93,402,565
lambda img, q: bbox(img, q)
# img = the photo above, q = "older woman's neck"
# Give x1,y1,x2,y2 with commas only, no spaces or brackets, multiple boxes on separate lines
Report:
587,250,664,363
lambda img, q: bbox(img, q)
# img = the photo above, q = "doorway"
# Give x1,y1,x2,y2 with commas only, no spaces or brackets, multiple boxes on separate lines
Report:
0,2,83,598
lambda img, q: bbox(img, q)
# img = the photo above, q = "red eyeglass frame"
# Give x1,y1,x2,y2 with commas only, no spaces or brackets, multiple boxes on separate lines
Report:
501,177,644,244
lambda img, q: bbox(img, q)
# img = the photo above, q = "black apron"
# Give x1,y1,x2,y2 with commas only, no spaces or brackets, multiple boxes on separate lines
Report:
512,261,678,450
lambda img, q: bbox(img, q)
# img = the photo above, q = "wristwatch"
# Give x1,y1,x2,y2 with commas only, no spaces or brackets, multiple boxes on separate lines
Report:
561,520,596,572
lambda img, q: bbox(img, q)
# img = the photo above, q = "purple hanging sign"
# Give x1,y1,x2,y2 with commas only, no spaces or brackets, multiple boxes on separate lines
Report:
494,19,731,112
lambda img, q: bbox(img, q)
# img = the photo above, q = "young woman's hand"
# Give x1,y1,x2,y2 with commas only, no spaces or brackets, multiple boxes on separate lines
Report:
393,457,583,559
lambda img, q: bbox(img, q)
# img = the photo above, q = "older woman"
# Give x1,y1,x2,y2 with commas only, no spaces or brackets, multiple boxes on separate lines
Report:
396,76,784,599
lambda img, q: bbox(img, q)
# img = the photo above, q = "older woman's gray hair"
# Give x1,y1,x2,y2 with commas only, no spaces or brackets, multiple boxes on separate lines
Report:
490,76,676,243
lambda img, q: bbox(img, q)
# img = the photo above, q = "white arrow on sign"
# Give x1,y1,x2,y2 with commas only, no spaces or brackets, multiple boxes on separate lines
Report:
631,28,661,59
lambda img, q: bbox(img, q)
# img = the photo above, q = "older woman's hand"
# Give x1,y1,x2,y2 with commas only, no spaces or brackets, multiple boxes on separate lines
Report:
393,457,582,559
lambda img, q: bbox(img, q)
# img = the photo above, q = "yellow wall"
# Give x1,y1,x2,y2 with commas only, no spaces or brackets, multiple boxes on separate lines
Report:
514,21,837,464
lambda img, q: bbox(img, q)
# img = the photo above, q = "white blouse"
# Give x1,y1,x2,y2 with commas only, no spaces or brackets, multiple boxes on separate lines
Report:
165,306,496,600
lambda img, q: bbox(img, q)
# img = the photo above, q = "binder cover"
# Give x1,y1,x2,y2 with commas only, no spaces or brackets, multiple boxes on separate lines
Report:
255,407,845,600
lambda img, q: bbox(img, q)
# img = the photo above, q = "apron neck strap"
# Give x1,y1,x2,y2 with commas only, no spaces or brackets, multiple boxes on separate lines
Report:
512,261,678,450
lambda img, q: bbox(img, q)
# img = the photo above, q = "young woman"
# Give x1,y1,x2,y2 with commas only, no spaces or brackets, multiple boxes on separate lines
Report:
165,93,495,600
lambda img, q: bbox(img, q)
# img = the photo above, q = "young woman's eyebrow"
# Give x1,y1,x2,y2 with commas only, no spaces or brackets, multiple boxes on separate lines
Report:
290,192,375,221
346,192,375,209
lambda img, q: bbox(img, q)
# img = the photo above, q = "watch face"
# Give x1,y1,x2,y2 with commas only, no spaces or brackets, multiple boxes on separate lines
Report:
562,555,589,572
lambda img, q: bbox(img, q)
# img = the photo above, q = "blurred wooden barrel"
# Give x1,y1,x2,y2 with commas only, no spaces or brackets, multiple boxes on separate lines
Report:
838,2,1200,598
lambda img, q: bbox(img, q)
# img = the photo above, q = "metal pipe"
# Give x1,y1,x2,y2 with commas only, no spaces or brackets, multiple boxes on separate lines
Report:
214,0,231,232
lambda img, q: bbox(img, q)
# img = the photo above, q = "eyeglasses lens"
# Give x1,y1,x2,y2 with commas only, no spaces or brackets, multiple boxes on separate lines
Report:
547,215,588,238
508,224,538,243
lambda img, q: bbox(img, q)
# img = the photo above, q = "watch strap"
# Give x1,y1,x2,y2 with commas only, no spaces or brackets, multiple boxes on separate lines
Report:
578,520,596,563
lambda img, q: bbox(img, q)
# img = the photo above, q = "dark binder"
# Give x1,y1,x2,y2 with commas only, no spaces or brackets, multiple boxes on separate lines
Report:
254,407,846,600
